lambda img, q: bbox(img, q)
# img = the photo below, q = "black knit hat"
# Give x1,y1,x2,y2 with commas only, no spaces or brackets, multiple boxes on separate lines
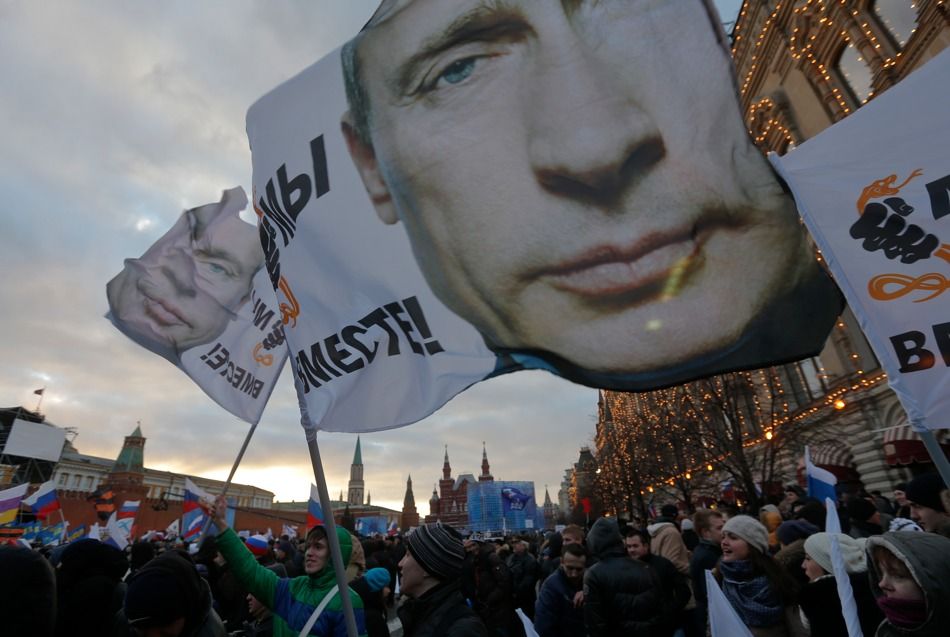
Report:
406,522,465,580
905,473,944,511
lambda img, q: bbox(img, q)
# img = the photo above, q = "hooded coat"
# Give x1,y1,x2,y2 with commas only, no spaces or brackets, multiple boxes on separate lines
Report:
866,532,950,637
216,527,367,637
54,538,129,637
584,517,679,637
116,549,227,637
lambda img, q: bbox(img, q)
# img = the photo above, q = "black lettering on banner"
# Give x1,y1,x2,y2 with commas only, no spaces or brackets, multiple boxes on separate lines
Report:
933,321,950,366
890,330,935,373
262,318,286,350
198,343,267,399
342,325,377,363
926,174,950,221
325,334,364,374
256,134,332,293
252,297,276,330
259,222,282,290
359,308,402,356
294,296,445,393
385,301,423,355
403,295,446,355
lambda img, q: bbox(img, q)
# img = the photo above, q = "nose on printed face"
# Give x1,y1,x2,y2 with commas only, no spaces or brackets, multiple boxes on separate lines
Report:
156,247,200,299
524,45,663,200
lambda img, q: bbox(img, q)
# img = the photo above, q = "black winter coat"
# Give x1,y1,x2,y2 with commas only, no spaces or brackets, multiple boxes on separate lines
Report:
799,573,882,637
583,517,678,637
398,582,488,637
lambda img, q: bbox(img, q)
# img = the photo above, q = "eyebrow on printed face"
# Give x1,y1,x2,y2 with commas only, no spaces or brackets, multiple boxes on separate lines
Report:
389,0,533,97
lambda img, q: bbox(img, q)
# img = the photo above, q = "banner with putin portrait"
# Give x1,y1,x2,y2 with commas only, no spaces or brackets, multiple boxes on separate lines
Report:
105,187,287,424
244,0,841,433
771,49,950,433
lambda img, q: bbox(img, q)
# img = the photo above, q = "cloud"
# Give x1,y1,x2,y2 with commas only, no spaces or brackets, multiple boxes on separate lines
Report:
0,1,600,516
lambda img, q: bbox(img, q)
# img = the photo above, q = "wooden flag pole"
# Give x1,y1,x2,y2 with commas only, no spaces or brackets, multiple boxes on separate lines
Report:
306,429,360,637
197,421,259,545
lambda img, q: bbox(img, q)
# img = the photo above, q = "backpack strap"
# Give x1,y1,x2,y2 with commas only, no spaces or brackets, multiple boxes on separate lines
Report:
298,584,339,637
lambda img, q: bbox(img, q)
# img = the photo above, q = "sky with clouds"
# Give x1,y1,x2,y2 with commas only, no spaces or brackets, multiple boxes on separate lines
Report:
0,0,744,512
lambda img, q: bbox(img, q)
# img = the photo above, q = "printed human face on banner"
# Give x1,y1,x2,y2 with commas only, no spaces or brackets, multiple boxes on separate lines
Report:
107,188,264,356
341,0,839,383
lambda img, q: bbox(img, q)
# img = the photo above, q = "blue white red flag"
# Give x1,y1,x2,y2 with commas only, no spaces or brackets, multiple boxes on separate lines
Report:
183,478,214,541
246,534,270,557
387,521,399,536
307,484,324,529
805,446,838,504
118,500,140,519
23,481,60,520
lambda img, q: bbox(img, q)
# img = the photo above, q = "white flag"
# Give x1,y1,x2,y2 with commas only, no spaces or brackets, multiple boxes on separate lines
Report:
771,48,950,433
165,518,180,537
106,187,288,424
105,515,129,551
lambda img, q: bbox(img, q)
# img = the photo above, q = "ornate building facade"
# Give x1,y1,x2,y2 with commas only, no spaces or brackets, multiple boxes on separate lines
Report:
424,444,497,527
588,2,950,516
730,0,950,490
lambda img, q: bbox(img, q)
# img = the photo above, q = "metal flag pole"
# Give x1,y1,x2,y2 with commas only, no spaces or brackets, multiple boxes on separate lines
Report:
918,429,950,489
197,421,259,545
306,429,360,637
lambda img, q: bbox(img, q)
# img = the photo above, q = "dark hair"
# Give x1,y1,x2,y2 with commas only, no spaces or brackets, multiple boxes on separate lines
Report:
341,35,372,145
562,543,588,560
624,528,651,546
748,544,799,603
306,526,328,547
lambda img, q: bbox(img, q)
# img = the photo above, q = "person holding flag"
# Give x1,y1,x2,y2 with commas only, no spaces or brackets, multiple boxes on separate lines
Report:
209,494,367,637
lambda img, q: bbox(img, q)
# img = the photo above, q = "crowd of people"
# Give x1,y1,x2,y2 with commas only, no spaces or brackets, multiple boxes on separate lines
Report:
2,472,949,637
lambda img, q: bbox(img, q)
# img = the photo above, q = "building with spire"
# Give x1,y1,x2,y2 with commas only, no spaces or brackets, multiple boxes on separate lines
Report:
542,486,558,528
425,445,479,528
102,424,148,509
479,442,493,482
401,474,420,530
347,436,365,506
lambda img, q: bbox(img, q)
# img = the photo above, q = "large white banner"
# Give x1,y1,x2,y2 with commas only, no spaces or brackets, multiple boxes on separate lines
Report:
771,48,950,432
106,188,287,424
2,418,66,462
246,0,841,433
